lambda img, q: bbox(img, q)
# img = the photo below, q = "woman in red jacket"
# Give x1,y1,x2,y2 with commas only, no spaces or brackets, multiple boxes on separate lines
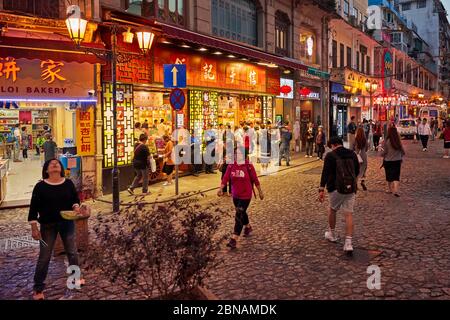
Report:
218,148,264,249
443,120,450,159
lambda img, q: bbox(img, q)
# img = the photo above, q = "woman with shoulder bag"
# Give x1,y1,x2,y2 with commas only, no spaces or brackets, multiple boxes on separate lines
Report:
128,134,151,195
355,127,369,191
381,127,405,197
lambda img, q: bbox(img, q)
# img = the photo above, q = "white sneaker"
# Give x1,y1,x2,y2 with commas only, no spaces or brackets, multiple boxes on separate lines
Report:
317,157,320,160
305,155,308,158
343,239,353,253
162,182,172,186
443,155,449,159
324,231,338,243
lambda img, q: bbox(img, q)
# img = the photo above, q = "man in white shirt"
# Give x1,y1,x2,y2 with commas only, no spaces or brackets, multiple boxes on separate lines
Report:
157,119,167,137
418,118,432,151
13,124,22,162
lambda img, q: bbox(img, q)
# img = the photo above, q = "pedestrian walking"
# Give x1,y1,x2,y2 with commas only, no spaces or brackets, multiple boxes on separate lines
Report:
21,127,29,159
355,127,368,191
162,135,175,186
218,150,263,249
381,126,405,197
368,120,374,150
205,124,217,174
35,133,45,156
305,122,315,158
128,134,150,195
318,136,360,254
293,120,301,153
42,134,57,162
347,116,357,150
442,119,450,159
430,118,436,141
373,121,382,151
279,123,292,166
13,124,22,162
316,125,326,160
29,159,84,300
259,123,270,174
418,118,432,151
414,117,421,144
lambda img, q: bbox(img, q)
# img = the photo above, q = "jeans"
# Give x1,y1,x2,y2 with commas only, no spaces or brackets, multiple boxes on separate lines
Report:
36,145,40,155
316,143,325,159
306,140,314,156
420,135,429,149
34,221,79,292
130,168,149,193
279,143,290,165
233,198,251,236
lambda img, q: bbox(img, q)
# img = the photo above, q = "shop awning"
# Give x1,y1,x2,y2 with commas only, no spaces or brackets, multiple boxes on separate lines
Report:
158,22,309,71
0,36,105,64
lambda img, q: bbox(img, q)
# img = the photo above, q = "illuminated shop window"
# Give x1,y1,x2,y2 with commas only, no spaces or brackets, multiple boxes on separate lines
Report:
189,90,218,138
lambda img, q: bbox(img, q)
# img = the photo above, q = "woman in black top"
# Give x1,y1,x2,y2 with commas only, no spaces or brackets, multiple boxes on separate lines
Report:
128,134,150,195
28,159,81,300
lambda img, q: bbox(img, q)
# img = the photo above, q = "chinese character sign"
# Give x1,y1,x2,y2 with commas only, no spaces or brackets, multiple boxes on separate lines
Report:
0,57,21,82
41,60,66,84
76,107,95,156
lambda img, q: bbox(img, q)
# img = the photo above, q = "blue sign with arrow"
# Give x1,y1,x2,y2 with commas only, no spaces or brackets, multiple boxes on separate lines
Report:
164,64,187,89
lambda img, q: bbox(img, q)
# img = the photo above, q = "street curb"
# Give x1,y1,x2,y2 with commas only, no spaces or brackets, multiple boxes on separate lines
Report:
95,158,320,207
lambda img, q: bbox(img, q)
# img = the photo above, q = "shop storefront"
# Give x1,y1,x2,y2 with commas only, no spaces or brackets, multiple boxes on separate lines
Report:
275,78,294,126
153,45,277,135
0,56,96,205
329,82,351,140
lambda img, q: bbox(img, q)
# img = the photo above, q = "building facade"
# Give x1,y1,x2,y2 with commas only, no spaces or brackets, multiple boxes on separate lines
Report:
398,0,450,102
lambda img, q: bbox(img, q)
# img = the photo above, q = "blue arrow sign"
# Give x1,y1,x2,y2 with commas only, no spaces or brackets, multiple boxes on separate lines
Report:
164,64,187,89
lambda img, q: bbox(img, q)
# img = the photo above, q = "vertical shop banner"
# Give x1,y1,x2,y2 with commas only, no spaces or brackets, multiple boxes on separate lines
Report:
76,108,95,156
102,83,134,168
382,49,393,94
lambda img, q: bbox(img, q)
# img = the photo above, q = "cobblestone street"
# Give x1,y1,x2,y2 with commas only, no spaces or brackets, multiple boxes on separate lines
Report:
1,139,449,300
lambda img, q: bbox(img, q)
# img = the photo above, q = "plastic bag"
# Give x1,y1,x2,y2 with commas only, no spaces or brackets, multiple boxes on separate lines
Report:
150,157,157,173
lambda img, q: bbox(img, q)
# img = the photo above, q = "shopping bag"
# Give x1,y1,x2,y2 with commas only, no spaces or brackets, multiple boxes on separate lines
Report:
150,157,157,173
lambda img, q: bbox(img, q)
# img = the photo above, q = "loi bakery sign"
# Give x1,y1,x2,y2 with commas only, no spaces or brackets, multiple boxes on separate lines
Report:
0,57,94,99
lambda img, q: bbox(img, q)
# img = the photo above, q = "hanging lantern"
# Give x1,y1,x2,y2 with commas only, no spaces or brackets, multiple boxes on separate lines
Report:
298,87,311,97
280,85,292,95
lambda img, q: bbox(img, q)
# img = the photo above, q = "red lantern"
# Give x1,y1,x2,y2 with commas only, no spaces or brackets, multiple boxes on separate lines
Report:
298,87,311,97
280,85,292,95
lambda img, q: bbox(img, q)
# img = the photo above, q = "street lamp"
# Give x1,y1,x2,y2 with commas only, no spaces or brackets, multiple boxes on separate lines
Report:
365,79,378,120
65,7,156,213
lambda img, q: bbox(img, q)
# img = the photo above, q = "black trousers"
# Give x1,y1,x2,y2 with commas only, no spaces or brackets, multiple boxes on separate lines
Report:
420,135,429,149
373,135,381,149
22,148,28,158
233,198,251,236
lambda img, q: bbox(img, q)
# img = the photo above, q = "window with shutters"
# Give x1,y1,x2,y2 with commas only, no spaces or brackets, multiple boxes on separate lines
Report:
126,0,185,26
3,0,60,18
275,11,290,56
212,0,258,46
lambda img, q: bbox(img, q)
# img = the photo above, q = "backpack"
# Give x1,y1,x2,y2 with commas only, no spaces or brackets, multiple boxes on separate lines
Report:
331,151,357,194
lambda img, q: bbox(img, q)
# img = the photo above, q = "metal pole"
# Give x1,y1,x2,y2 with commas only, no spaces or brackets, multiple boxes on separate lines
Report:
111,28,120,213
175,164,179,196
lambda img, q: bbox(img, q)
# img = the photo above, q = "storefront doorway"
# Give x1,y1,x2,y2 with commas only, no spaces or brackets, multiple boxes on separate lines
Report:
0,102,77,204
